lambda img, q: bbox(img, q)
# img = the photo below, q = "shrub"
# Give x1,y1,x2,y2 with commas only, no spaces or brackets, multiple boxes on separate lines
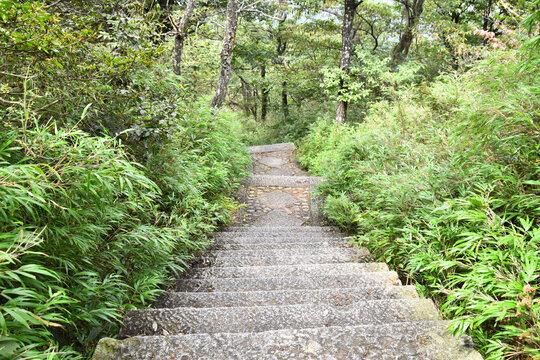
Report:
299,48,539,359
0,100,249,358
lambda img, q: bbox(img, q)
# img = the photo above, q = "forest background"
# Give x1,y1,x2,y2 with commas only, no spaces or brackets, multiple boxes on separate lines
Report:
0,0,538,359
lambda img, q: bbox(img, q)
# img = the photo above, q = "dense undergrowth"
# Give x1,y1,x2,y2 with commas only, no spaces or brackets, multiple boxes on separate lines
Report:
0,1,249,358
299,48,539,359
0,106,249,359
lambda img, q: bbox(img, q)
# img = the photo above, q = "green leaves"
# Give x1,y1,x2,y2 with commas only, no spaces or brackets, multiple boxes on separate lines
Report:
0,1,249,358
300,46,540,359
0,111,248,358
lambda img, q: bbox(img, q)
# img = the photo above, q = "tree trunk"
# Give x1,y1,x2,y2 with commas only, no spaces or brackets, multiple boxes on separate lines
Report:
392,29,414,61
172,0,196,75
274,11,288,120
211,0,239,108
240,78,250,116
261,65,269,122
173,35,185,75
482,0,494,31
281,81,289,120
335,0,362,124
391,0,425,64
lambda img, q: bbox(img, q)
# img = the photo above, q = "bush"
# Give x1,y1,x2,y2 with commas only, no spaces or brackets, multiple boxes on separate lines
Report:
0,100,248,358
299,48,539,359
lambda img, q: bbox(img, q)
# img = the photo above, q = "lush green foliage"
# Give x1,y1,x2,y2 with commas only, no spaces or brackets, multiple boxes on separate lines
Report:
0,0,250,358
0,110,248,359
1,0,539,358
299,48,539,359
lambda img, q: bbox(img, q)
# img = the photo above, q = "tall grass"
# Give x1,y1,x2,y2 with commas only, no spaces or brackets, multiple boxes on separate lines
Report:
0,100,249,358
300,48,539,359
1,2,250,356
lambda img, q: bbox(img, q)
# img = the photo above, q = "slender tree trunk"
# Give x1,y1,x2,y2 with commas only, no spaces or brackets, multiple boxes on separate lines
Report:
172,0,196,75
392,29,414,60
173,36,185,75
250,93,258,121
336,0,362,124
238,73,257,119
482,0,494,31
281,81,289,120
211,0,239,108
240,79,250,116
274,11,288,120
391,0,425,64
261,65,269,121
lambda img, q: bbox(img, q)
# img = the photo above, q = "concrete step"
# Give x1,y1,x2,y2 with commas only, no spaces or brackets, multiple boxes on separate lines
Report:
214,234,346,244
213,241,352,250
122,298,440,336
176,272,400,292
246,174,323,188
94,321,483,360
222,226,341,233
187,262,388,279
157,285,419,308
199,252,372,267
248,142,295,153
207,247,366,258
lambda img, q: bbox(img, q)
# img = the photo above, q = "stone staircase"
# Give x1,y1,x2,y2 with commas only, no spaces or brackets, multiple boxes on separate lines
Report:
93,143,483,359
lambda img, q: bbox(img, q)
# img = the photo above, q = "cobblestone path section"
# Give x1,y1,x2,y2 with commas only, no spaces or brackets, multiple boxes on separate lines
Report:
93,143,483,360
236,143,320,226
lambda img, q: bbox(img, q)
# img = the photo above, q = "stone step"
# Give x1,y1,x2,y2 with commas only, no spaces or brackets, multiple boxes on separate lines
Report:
216,230,344,239
176,271,400,292
248,142,295,153
94,321,483,360
157,285,419,308
121,299,440,336
208,247,366,258
215,234,346,243
187,262,388,279
213,241,352,250
222,226,341,233
199,252,372,267
246,174,323,188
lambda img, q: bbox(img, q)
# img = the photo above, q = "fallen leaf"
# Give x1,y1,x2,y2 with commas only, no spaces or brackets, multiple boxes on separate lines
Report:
332,293,340,298
323,310,329,317
345,296,352,301
163,329,170,336
363,349,370,359
152,321,158,332
397,313,404,319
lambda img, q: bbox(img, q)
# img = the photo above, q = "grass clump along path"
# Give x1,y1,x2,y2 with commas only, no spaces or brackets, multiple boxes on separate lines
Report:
299,49,539,359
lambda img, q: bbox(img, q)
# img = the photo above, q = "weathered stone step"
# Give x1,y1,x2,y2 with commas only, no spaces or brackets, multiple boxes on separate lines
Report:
213,241,351,250
208,247,366,258
215,234,346,244
157,285,418,308
121,299,440,336
176,272,400,292
246,174,322,188
187,262,387,279
248,142,296,153
200,252,372,267
94,321,483,360
222,226,341,233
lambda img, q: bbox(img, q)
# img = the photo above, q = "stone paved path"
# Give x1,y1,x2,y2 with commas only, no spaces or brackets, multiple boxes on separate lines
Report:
93,143,483,360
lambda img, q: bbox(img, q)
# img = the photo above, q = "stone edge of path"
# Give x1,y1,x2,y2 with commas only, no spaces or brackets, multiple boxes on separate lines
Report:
245,175,323,188
248,142,296,154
